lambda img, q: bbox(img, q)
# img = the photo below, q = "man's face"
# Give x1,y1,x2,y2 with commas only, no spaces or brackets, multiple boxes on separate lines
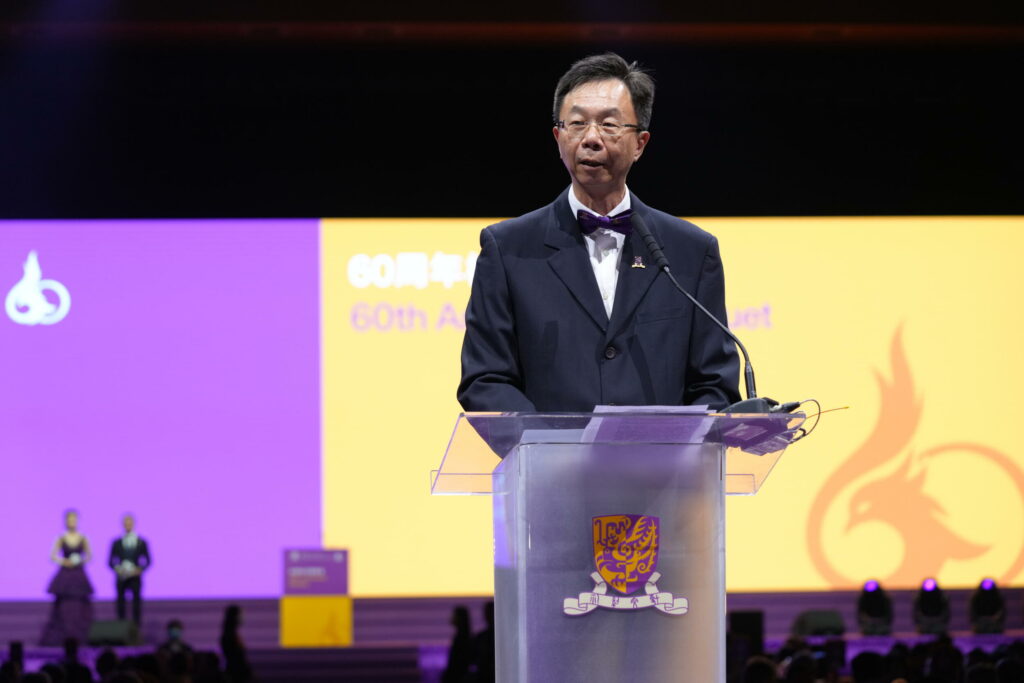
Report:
123,516,135,533
553,79,650,197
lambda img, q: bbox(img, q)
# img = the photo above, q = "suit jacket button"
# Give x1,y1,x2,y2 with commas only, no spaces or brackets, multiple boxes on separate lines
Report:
604,346,617,360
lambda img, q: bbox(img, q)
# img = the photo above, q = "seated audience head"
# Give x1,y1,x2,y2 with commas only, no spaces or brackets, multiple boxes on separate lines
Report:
41,663,65,683
928,641,965,683
96,649,119,678
783,652,816,683
743,655,778,683
996,656,1024,683
223,604,242,631
967,662,998,683
451,605,470,634
22,674,53,683
0,662,20,683
107,674,143,683
168,618,185,639
851,651,886,683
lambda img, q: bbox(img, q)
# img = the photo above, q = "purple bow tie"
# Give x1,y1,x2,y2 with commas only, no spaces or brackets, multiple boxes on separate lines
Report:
577,209,634,236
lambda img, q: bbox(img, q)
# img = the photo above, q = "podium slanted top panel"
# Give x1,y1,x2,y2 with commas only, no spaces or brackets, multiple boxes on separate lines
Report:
431,410,805,495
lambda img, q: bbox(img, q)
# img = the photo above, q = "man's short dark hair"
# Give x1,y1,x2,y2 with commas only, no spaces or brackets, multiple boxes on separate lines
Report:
553,53,655,130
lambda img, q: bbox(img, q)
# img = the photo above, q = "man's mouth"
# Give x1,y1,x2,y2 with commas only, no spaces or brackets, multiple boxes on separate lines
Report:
579,159,603,168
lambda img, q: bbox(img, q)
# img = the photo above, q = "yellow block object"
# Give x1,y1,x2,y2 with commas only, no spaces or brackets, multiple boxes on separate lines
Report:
279,595,353,647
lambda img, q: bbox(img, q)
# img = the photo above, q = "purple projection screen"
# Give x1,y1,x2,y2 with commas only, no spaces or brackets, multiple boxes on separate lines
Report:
0,220,321,599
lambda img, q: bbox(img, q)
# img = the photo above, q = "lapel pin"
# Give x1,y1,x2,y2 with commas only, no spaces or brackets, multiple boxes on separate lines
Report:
631,256,646,269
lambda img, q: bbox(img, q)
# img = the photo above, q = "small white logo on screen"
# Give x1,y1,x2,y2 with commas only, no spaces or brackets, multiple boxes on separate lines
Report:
5,251,71,326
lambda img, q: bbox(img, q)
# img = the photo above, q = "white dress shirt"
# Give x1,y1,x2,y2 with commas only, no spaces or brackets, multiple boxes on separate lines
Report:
567,187,631,319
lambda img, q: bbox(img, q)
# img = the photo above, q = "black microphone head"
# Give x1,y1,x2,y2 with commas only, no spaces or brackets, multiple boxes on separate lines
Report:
631,213,652,242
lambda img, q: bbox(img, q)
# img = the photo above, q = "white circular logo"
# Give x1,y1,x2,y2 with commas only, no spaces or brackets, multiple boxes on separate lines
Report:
5,251,71,326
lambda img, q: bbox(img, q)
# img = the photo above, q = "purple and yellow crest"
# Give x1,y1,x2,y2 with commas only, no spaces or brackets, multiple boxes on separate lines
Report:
565,514,685,615
592,515,660,595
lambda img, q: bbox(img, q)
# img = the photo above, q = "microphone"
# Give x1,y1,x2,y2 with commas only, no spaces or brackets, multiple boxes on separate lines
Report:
632,214,790,414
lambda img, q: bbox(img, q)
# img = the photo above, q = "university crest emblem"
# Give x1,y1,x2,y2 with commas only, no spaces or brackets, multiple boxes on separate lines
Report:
563,515,688,616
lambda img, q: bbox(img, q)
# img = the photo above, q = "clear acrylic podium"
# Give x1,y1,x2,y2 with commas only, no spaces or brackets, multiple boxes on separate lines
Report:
432,410,804,683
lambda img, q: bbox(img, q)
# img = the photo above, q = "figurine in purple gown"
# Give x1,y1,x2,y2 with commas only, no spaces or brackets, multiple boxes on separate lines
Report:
40,509,95,646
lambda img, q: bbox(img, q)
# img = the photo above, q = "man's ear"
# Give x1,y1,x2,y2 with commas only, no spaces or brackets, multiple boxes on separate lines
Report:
634,131,651,161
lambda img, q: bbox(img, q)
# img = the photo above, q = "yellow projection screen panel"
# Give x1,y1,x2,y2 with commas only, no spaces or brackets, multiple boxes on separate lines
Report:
321,216,1024,595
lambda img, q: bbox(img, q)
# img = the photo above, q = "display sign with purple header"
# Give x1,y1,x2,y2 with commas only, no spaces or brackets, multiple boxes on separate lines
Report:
0,220,321,600
283,549,349,595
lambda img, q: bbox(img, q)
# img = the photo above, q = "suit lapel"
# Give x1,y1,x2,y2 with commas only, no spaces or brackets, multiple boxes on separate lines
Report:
544,192,609,332
607,200,660,339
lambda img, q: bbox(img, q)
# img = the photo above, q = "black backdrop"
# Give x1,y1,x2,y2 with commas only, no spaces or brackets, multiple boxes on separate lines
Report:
2,26,1021,218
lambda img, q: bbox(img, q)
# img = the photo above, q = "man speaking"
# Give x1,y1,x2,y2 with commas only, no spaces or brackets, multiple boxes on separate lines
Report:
458,53,740,412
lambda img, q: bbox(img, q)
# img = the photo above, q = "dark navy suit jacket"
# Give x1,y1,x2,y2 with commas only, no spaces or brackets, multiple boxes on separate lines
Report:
109,536,151,581
458,190,741,412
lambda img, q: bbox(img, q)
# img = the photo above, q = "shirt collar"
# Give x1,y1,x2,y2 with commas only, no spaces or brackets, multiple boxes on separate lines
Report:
567,185,632,220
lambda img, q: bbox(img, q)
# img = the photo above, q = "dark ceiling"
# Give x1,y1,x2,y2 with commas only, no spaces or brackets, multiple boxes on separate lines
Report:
1,5,1021,218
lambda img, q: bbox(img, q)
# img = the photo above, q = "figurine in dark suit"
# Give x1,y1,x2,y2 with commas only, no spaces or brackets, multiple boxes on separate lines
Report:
108,514,151,624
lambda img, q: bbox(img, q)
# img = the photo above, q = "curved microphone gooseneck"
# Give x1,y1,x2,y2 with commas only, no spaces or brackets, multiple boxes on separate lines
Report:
631,214,794,414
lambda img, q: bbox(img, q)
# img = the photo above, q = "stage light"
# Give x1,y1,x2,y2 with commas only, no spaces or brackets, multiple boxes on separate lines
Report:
913,578,950,634
970,577,1005,634
856,579,893,635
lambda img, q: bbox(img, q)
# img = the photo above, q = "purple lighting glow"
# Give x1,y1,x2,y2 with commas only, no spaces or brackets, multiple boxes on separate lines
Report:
0,220,321,600
981,578,996,590
863,580,880,592
922,578,938,592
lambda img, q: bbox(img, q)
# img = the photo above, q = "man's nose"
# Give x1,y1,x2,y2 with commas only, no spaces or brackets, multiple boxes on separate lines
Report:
580,123,604,147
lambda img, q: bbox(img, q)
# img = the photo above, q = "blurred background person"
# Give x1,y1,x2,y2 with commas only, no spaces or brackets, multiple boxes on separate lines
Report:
61,637,96,683
158,618,194,658
108,513,152,625
441,605,472,683
40,509,94,646
472,601,495,683
220,604,252,683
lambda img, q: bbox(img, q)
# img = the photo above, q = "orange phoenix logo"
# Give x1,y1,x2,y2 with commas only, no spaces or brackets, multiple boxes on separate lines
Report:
807,327,1024,587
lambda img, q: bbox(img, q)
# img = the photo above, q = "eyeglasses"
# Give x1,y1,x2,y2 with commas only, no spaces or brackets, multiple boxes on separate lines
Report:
556,120,642,140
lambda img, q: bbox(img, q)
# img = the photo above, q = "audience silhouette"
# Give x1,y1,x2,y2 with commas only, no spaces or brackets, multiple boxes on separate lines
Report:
219,605,252,683
441,605,473,683
731,636,1024,683
5,600,1024,682
471,601,495,683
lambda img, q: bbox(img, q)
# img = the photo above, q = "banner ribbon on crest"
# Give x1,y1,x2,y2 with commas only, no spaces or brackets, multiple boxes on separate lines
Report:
563,571,688,616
